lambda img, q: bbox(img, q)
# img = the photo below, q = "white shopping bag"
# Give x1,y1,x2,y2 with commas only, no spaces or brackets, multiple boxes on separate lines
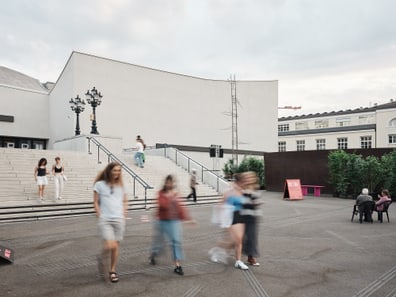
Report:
211,204,234,228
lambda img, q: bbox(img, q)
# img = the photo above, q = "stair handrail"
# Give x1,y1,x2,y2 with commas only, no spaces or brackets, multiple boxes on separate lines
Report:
163,146,229,193
87,137,153,205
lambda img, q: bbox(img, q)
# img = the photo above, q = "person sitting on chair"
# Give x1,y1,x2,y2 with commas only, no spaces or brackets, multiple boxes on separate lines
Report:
355,188,373,222
375,189,391,211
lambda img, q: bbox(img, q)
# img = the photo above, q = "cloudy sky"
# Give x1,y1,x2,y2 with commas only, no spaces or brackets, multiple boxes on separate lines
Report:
1,0,396,117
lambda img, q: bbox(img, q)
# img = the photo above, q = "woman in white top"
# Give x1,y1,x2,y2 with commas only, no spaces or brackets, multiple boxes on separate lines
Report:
52,157,65,200
93,162,128,283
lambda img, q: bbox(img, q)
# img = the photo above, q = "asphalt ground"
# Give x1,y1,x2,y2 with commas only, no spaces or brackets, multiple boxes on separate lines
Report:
0,191,395,297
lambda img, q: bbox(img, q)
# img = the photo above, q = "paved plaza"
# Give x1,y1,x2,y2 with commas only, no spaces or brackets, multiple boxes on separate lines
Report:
1,191,395,297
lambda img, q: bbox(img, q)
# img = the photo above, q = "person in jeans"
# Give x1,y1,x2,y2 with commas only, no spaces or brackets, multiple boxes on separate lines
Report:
148,175,195,275
52,157,65,200
134,136,145,168
93,162,128,283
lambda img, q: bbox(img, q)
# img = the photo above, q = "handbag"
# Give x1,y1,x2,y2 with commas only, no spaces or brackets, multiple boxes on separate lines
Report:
62,175,68,182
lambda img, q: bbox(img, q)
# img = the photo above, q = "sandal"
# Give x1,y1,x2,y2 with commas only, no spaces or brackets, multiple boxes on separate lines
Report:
109,272,119,283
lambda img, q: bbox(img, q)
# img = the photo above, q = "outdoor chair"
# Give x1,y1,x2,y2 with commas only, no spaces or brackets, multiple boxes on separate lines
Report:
351,200,375,223
374,200,392,223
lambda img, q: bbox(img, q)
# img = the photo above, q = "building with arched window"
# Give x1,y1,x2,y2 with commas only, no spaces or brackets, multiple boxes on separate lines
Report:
278,100,396,152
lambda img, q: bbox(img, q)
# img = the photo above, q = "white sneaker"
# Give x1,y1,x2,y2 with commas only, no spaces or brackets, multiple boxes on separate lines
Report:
234,260,249,270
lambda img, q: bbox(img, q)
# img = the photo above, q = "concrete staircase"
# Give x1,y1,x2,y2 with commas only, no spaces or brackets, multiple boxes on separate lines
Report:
0,148,222,221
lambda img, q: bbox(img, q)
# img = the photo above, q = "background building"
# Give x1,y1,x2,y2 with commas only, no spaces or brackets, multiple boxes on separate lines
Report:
278,101,396,152
1,51,278,169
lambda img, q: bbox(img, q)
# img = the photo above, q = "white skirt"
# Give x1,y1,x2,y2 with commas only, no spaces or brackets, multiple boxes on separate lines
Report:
36,176,48,186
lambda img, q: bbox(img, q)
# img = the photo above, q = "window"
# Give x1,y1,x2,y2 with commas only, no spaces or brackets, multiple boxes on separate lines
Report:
360,136,372,149
278,124,289,132
296,140,305,151
278,141,286,152
337,137,348,149
314,120,328,129
336,117,351,127
295,121,308,130
389,118,396,127
359,115,374,124
389,135,396,144
21,143,30,149
316,139,326,150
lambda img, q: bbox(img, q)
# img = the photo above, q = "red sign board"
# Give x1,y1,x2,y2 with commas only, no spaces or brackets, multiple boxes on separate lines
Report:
0,245,14,263
283,179,303,200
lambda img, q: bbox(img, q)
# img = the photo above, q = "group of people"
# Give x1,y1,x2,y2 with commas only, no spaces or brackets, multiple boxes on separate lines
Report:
33,156,66,201
355,188,392,222
93,162,262,283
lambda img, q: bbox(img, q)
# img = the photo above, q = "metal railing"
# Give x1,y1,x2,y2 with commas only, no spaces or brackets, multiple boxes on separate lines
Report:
87,137,153,206
163,146,229,194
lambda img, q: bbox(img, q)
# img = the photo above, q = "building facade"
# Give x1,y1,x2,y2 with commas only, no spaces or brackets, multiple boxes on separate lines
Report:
1,52,279,160
278,101,396,152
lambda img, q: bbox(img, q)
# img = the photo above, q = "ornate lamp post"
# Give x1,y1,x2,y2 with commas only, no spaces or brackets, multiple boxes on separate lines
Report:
69,95,86,136
85,87,103,134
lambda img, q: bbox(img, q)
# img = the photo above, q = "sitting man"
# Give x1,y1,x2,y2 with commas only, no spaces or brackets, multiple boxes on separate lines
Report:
355,188,374,222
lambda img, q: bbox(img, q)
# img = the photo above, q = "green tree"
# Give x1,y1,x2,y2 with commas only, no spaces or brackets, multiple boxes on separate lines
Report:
345,153,364,196
328,150,350,196
222,157,265,188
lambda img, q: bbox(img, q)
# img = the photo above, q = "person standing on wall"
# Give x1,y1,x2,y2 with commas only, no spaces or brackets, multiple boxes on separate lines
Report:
34,158,48,201
52,156,65,200
134,135,145,168
93,162,128,283
187,169,198,202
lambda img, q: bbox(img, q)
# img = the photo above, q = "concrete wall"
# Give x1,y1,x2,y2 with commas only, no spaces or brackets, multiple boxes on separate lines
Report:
0,85,49,138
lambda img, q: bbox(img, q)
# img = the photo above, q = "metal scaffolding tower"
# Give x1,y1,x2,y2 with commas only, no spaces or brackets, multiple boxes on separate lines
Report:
230,74,238,165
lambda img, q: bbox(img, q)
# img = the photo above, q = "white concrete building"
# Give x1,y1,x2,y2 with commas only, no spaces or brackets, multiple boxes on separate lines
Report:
1,52,278,165
278,101,396,151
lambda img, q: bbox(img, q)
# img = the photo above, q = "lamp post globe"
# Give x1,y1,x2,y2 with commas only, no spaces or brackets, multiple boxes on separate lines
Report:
69,95,86,136
85,87,103,135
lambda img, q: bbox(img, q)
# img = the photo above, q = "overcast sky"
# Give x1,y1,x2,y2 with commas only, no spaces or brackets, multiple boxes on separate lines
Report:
1,0,396,117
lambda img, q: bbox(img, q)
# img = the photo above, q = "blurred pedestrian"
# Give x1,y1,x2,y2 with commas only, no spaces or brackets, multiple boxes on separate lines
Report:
186,169,198,202
93,162,128,283
52,156,65,200
148,175,195,275
34,158,48,200
241,171,262,266
223,173,250,270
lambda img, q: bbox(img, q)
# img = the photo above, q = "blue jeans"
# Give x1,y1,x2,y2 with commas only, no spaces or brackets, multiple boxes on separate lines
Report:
150,220,184,261
134,152,144,167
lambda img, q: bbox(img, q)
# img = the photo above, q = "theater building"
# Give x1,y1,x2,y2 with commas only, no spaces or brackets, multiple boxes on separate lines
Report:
0,51,278,167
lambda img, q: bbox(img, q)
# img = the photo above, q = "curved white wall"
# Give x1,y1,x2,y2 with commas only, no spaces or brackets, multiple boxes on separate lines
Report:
49,52,278,152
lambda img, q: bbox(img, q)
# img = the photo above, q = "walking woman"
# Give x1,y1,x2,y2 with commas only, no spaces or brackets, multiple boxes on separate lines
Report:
52,157,65,200
224,173,250,270
93,162,128,283
241,171,261,266
34,158,48,200
149,175,194,275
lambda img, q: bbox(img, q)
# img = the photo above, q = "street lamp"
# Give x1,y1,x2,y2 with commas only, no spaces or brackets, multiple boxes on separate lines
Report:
85,87,103,135
69,95,86,136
